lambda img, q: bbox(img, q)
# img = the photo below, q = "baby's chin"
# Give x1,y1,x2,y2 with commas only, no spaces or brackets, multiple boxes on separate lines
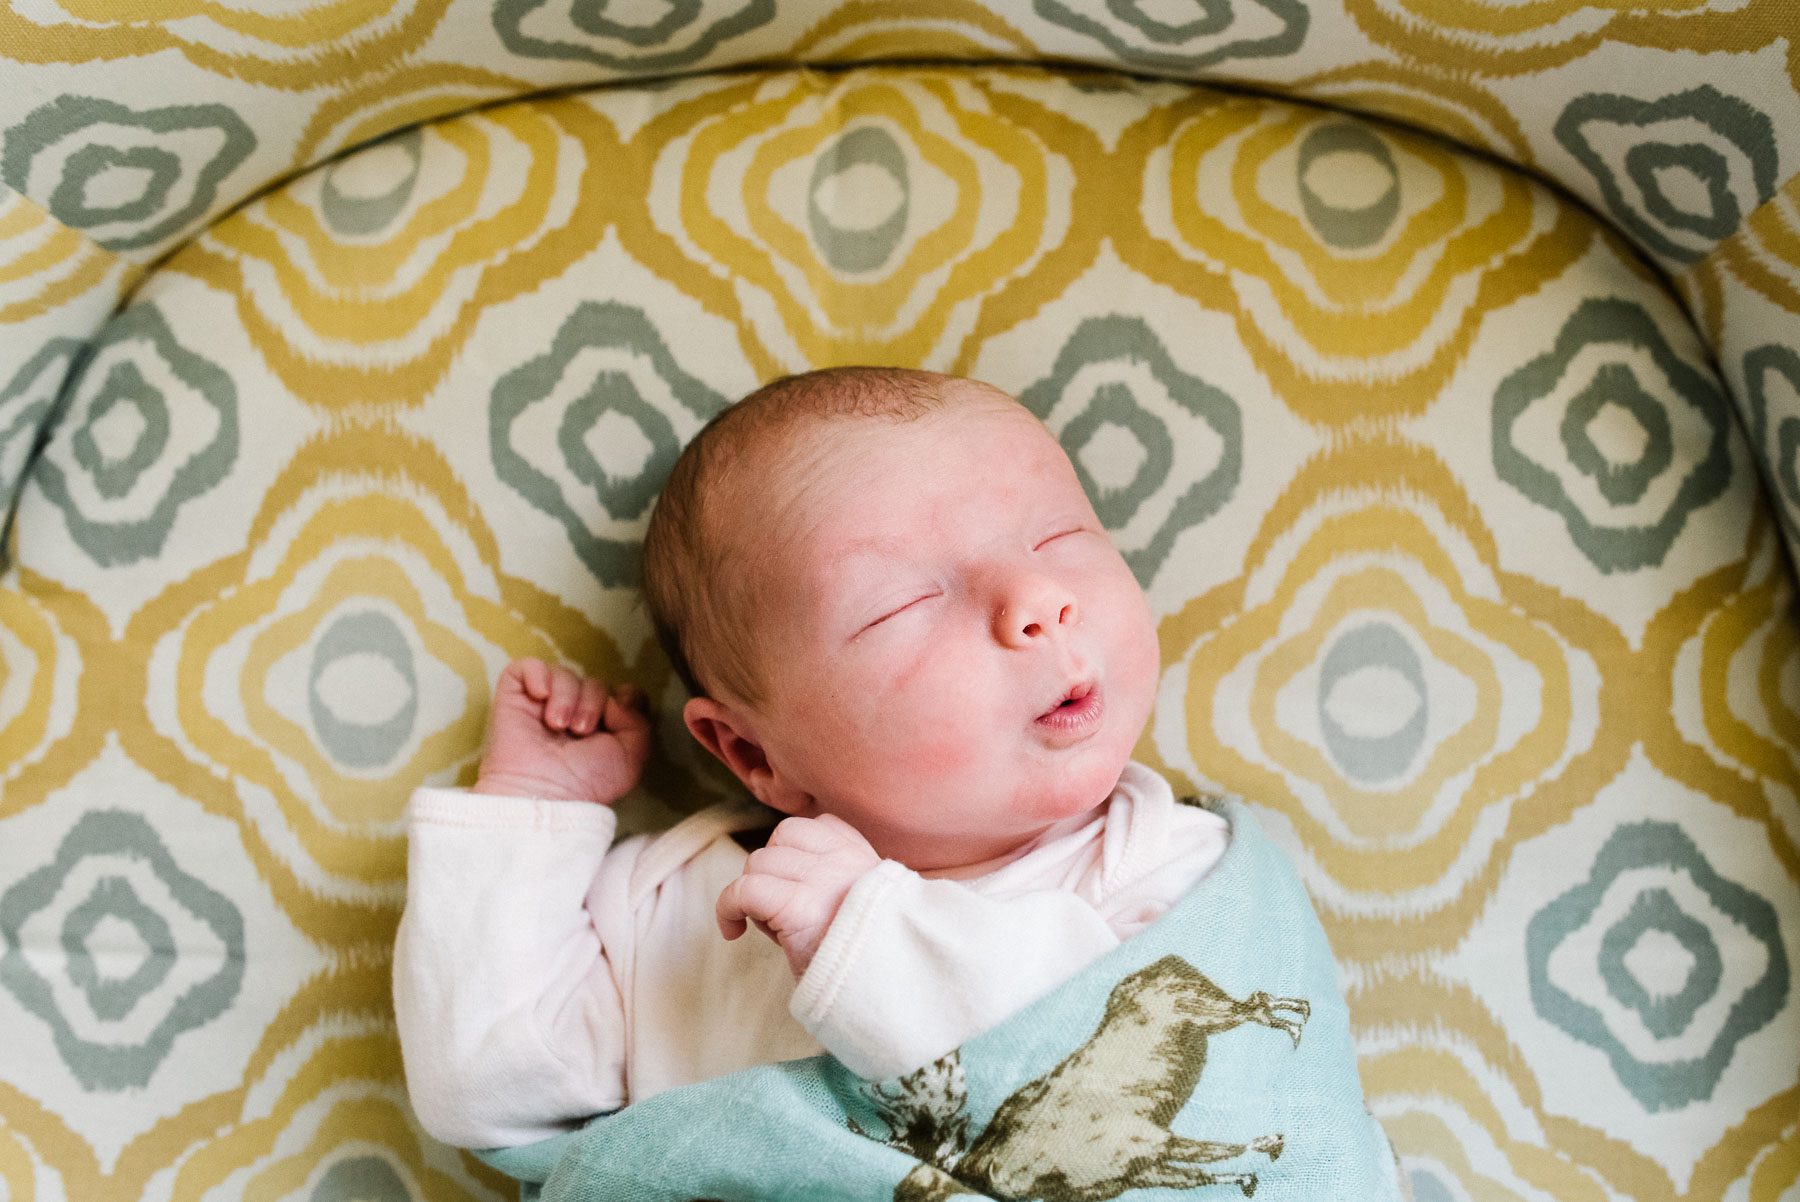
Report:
1024,743,1135,822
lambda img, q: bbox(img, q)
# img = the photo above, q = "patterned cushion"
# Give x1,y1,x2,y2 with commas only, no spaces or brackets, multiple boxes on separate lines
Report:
1,6,1798,1202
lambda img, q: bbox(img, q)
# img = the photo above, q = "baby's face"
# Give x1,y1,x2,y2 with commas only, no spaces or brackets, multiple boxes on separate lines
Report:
731,390,1159,871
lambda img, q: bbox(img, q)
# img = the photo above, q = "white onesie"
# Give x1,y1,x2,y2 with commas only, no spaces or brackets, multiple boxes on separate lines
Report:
392,761,1229,1149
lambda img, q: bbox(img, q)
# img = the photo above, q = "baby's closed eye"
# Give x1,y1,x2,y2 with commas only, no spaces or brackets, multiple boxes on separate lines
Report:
862,591,941,631
1033,527,1099,552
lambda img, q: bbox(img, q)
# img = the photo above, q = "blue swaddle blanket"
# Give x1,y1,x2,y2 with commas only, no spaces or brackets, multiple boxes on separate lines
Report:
476,799,1405,1201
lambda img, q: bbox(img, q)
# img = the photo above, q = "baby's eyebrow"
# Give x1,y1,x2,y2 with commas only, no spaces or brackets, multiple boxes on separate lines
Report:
820,536,910,580
808,543,898,601
834,529,909,555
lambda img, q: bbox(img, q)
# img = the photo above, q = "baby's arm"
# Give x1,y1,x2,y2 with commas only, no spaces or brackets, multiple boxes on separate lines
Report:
785,798,1229,1081
392,659,652,1147
788,873,1122,1080
710,818,1120,1079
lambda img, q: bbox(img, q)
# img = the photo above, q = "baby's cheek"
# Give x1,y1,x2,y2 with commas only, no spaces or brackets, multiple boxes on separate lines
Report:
848,639,992,791
1113,589,1161,704
878,696,982,786
910,728,982,785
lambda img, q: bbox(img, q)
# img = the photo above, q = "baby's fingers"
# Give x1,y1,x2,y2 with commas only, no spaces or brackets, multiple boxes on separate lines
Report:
741,844,818,883
768,813,878,861
715,872,797,941
506,657,551,700
542,667,587,730
599,691,653,768
568,676,605,736
600,689,652,734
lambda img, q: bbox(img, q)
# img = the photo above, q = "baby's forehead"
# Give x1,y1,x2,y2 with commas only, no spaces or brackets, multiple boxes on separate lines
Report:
745,407,1074,551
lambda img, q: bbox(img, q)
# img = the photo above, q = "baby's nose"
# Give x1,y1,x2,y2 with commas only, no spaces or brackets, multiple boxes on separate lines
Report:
995,574,1077,647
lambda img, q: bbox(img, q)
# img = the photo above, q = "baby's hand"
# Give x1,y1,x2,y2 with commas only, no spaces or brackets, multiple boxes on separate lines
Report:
474,657,652,805
715,814,880,978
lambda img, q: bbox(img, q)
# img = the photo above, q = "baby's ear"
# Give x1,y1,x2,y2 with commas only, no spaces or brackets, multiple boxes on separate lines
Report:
682,698,817,816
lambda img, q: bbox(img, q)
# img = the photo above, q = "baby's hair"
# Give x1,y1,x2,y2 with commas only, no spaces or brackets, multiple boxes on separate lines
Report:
642,366,997,703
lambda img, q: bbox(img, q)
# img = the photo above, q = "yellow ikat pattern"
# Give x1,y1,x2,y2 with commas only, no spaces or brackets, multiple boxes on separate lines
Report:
2,4,1799,1202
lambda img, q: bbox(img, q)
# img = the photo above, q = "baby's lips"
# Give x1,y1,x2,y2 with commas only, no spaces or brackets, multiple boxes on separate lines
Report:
1036,677,1097,720
1032,684,1106,746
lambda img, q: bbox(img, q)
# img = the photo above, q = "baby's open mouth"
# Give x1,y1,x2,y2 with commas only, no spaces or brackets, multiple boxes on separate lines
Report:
1035,681,1103,740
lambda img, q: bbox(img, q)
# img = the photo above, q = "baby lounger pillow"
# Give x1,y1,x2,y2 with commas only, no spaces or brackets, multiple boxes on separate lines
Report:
3,63,1796,1201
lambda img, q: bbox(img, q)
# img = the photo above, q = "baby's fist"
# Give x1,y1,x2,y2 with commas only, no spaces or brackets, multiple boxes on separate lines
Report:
715,814,880,978
475,657,652,805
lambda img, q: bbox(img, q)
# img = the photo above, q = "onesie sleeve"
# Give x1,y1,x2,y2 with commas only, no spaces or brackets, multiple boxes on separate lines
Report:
789,861,1121,1081
788,773,1232,1083
392,787,629,1148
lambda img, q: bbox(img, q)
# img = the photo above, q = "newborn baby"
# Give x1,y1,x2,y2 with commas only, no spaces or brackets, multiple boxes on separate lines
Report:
393,368,1240,1148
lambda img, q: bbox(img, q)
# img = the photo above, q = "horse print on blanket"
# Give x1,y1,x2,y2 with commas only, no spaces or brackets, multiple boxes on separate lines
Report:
852,954,1311,1200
